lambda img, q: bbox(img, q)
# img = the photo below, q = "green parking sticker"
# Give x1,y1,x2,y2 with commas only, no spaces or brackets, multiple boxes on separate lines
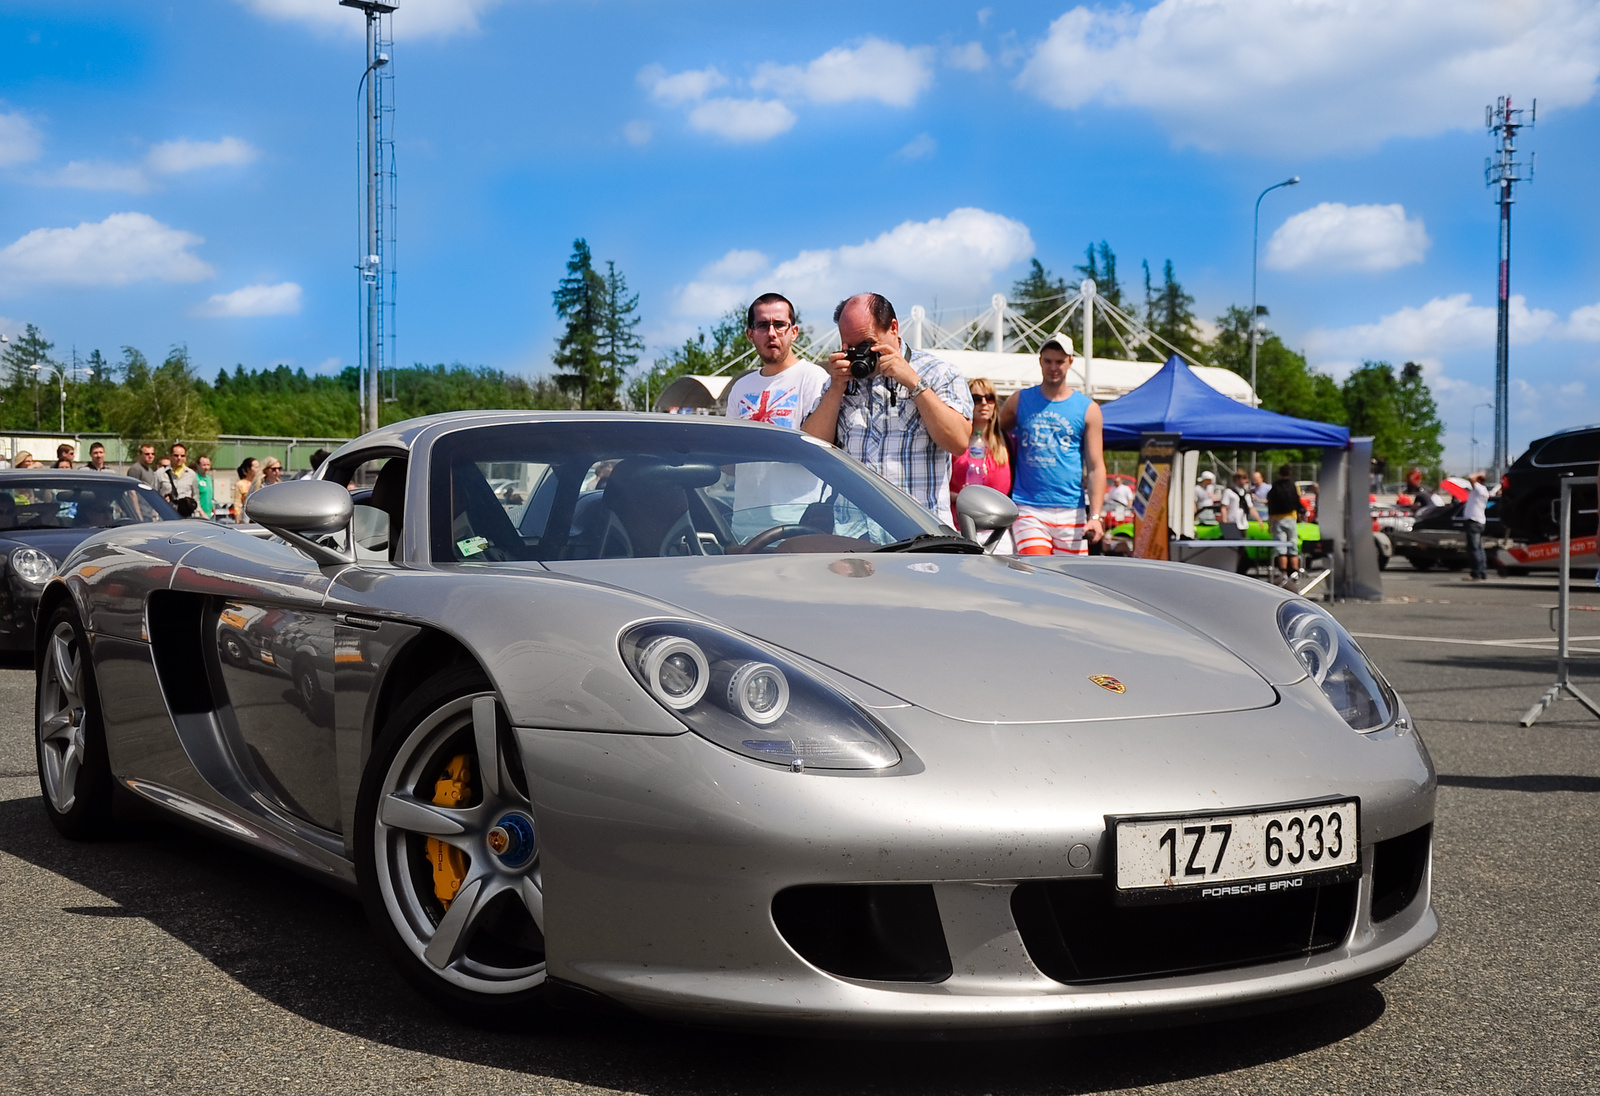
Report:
457,536,488,558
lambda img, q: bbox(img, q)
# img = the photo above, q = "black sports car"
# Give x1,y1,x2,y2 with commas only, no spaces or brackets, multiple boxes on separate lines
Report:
1388,497,1506,572
0,471,179,649
1500,424,1599,543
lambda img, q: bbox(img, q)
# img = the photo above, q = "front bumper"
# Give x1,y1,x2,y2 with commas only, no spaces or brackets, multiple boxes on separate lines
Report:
0,577,43,651
516,686,1437,1029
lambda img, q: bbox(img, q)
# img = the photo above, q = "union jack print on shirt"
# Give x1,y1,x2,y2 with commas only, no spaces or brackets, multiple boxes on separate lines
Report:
739,383,801,427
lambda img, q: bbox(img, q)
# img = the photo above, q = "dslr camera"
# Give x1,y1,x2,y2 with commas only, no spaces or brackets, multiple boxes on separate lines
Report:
846,341,880,379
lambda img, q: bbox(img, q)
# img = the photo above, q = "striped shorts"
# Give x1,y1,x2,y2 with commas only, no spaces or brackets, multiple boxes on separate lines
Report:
1013,504,1088,555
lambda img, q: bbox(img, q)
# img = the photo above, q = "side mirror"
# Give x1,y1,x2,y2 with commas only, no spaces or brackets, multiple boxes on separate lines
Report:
956,485,1019,550
246,480,354,566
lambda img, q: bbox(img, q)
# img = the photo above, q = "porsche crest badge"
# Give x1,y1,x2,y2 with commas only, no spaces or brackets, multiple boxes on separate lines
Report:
1089,674,1126,694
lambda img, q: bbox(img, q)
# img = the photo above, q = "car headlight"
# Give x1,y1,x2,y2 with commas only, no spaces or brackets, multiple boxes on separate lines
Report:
10,547,54,585
621,621,900,770
1278,600,1396,732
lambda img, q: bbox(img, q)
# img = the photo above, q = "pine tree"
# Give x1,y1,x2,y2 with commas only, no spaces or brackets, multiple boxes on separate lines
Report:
1009,259,1070,334
1140,259,1207,364
1,324,56,429
1073,241,1127,356
551,239,614,410
598,260,644,394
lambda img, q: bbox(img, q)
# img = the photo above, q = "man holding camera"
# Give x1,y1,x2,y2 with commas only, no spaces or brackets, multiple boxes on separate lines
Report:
802,293,972,521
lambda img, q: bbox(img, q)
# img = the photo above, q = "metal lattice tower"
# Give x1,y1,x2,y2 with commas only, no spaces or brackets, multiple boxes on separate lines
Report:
344,0,397,433
1485,95,1533,479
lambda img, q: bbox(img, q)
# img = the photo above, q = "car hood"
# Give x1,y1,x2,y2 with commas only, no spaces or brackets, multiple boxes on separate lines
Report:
546,555,1279,724
0,528,97,565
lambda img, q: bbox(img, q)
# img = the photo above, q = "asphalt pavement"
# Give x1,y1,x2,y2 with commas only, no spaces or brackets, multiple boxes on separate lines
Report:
2,563,1597,1095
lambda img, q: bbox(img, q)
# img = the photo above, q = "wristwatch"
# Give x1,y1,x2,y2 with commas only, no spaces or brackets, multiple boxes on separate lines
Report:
906,377,933,399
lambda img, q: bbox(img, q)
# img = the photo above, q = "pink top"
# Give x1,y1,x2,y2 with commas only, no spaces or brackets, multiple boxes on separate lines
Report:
949,451,1012,524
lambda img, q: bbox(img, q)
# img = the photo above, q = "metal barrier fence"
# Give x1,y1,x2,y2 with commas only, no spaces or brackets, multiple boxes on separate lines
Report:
0,432,351,474
1520,475,1600,727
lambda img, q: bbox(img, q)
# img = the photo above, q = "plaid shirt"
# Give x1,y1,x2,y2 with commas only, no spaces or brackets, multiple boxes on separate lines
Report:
812,345,974,519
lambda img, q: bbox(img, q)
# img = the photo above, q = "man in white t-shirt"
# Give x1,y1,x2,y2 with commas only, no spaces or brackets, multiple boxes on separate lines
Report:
724,292,830,539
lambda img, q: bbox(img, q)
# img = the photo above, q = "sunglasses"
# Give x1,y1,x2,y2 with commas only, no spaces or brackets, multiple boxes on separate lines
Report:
972,393,997,403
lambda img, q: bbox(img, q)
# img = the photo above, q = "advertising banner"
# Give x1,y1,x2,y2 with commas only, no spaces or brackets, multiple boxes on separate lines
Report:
1133,432,1179,560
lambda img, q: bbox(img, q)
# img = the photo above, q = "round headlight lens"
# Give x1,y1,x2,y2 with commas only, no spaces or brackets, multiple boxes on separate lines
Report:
1277,600,1396,732
10,547,54,584
639,635,709,710
719,661,789,726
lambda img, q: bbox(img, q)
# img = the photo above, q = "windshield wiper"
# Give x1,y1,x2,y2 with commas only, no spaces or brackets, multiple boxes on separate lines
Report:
873,533,983,554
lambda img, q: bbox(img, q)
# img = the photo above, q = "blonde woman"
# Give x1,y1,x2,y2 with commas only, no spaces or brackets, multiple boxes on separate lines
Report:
232,457,261,520
948,377,1012,525
261,457,284,486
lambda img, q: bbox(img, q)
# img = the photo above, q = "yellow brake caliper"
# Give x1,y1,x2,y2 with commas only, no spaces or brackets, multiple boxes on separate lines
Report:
426,754,472,908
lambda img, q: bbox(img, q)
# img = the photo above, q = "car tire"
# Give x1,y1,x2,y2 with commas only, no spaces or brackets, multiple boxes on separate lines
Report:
36,603,115,840
1408,557,1435,571
354,666,548,1015
220,631,248,666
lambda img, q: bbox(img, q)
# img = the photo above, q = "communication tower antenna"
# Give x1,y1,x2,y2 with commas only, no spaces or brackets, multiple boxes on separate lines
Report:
1485,95,1534,480
343,0,398,433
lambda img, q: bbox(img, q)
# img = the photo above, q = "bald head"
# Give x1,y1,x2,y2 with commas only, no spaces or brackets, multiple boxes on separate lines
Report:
834,292,898,347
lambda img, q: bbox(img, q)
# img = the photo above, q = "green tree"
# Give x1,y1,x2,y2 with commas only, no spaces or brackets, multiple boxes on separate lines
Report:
1341,360,1442,478
1009,259,1070,337
1074,241,1130,355
628,309,750,411
551,238,618,409
598,260,645,387
1,324,56,429
1141,259,1207,364
111,345,220,451
1211,305,1346,424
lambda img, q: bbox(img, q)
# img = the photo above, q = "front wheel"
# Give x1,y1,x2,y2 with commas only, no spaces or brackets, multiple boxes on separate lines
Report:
1407,556,1435,571
355,668,547,1013
36,603,115,839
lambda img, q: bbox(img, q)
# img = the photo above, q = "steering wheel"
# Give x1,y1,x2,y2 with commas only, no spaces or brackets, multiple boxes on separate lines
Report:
736,523,828,554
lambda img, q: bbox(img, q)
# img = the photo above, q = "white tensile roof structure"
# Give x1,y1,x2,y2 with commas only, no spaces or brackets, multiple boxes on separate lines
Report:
652,283,1259,412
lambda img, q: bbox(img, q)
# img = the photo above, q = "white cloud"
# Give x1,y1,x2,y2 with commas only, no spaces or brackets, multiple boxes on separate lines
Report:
1306,293,1559,365
1265,203,1430,273
946,41,990,72
674,207,1035,323
0,212,213,288
687,98,797,142
622,120,652,147
752,38,935,107
896,133,937,160
1565,301,1600,341
235,0,504,39
49,136,259,192
194,281,302,318
147,136,258,175
640,65,728,106
1017,0,1600,153
0,110,42,168
51,160,152,193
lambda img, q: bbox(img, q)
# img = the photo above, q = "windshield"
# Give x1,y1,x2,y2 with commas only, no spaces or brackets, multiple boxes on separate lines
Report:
0,477,179,530
428,419,945,562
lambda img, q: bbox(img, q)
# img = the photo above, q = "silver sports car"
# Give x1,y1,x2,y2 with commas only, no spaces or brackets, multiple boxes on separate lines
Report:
36,411,1436,1031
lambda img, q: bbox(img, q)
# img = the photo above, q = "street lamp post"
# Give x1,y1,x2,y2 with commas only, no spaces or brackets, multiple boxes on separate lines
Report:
1250,175,1300,471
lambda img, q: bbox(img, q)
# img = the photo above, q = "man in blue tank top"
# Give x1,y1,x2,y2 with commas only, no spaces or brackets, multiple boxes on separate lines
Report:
998,337,1105,555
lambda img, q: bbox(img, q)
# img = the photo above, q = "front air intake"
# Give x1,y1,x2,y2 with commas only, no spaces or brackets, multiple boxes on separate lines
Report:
772,884,951,983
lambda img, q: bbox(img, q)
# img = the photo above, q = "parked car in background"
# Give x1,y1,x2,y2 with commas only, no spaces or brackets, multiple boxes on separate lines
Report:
1389,498,1507,572
1500,424,1600,544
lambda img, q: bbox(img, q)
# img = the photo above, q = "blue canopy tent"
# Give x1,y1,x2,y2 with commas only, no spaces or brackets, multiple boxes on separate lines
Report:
1098,356,1377,599
1099,356,1350,449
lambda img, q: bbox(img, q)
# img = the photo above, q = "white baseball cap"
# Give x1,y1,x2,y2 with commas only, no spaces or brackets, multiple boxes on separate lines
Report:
1039,334,1075,357
1199,471,1216,482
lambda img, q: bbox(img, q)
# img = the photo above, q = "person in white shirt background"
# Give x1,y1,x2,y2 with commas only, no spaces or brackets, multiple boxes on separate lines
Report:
1194,470,1217,522
1461,471,1491,581
723,292,830,539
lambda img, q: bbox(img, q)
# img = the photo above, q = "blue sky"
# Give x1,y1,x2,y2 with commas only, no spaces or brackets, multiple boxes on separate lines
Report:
1,0,1598,467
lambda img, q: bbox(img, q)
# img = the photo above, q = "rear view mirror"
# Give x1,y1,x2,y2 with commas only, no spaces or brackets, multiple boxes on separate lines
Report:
956,485,1019,550
246,480,354,566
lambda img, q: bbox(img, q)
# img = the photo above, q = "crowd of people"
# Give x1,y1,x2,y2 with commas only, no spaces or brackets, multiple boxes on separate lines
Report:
0,440,324,523
733,289,1105,556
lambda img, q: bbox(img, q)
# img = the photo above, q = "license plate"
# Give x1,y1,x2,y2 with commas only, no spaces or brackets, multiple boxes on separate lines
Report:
1112,798,1360,904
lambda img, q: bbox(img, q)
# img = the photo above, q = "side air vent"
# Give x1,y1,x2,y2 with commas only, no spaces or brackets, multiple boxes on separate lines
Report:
146,591,219,715
1370,824,1431,923
772,884,951,983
